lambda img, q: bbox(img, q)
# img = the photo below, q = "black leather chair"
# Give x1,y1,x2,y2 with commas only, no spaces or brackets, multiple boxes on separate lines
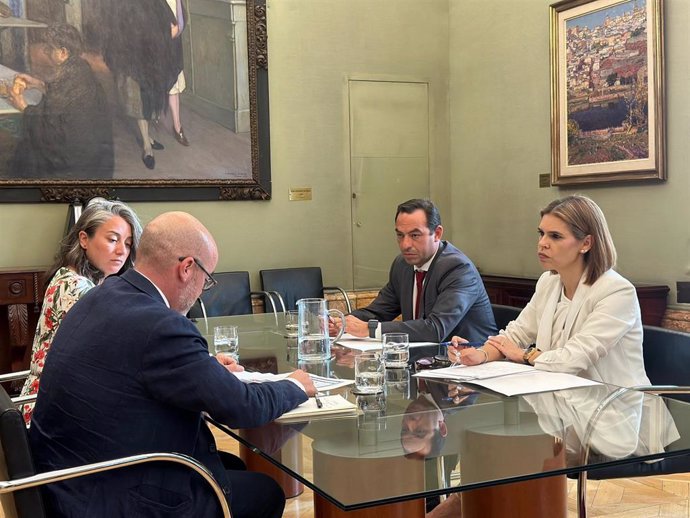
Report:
575,325,690,517
0,385,231,517
491,303,522,331
259,267,352,313
188,271,277,318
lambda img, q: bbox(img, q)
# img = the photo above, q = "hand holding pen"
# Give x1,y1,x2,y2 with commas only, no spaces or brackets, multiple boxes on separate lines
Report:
441,338,486,366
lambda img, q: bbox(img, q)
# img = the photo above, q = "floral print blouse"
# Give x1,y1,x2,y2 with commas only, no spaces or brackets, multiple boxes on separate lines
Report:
20,267,95,426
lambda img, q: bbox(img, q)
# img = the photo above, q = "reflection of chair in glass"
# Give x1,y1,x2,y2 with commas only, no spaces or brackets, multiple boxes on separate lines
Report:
0,385,230,517
259,267,352,313
576,325,690,518
188,271,278,318
491,304,522,331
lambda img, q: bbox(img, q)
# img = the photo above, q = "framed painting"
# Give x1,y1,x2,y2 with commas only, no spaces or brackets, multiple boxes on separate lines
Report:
550,0,665,185
0,0,271,202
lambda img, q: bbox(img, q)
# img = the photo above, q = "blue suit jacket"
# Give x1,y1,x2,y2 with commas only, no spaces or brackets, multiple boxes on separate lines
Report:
351,241,496,342
29,269,307,518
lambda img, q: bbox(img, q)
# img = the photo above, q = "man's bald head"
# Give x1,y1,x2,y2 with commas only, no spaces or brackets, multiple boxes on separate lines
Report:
135,212,218,314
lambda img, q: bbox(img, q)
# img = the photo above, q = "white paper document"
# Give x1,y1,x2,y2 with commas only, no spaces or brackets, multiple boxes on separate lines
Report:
233,370,354,391
413,361,601,396
413,361,535,381
468,371,601,396
276,394,357,422
335,334,437,352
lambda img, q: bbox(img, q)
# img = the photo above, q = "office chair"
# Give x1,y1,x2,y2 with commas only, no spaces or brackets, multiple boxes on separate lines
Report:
188,271,278,318
259,267,352,313
575,325,690,518
0,385,231,518
491,304,522,331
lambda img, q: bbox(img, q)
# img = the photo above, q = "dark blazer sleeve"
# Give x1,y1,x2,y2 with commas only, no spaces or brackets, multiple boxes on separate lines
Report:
139,312,307,428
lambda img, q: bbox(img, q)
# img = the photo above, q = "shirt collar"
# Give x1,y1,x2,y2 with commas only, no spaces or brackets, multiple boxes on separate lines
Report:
415,249,439,273
136,270,171,308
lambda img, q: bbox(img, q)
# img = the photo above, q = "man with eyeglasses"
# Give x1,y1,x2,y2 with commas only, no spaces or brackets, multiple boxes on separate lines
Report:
342,199,497,343
30,211,316,518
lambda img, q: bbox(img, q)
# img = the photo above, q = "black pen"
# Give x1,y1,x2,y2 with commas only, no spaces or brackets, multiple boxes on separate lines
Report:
314,393,323,409
439,341,484,348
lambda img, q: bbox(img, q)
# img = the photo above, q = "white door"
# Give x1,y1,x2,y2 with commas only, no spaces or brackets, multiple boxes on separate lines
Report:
349,80,430,289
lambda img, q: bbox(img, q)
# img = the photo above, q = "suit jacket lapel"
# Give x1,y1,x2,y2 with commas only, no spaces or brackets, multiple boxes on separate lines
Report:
400,266,415,320
537,276,561,348
563,273,590,339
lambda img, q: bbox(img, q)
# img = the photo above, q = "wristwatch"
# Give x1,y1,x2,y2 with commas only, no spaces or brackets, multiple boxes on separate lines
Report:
522,345,541,365
368,319,378,339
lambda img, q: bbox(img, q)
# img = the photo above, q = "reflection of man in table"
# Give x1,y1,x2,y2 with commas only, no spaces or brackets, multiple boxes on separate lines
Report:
7,24,113,179
342,199,497,342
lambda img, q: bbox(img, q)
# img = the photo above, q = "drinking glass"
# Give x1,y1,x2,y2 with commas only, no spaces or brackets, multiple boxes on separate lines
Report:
382,332,410,368
354,352,385,394
214,325,239,361
284,310,299,337
385,367,411,400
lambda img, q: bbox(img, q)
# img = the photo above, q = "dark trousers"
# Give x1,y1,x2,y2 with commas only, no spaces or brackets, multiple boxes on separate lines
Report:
219,451,285,518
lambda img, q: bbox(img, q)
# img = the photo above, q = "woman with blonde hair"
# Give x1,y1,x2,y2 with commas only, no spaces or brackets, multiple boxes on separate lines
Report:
452,195,648,388
20,198,142,425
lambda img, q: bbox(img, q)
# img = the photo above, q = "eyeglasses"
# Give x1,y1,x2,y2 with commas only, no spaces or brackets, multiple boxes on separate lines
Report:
178,257,217,291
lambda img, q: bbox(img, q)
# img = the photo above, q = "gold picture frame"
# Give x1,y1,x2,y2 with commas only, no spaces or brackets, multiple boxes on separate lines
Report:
550,0,665,185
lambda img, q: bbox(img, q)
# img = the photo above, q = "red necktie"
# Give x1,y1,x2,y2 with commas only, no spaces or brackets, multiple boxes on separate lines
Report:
415,270,426,319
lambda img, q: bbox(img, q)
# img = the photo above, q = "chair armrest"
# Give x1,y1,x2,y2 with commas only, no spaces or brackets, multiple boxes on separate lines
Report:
251,291,280,318
0,371,30,383
323,287,352,313
0,452,231,518
262,291,286,314
632,385,690,395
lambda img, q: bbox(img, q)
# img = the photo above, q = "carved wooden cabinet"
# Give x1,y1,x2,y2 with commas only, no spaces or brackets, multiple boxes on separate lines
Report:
481,274,669,327
0,267,47,375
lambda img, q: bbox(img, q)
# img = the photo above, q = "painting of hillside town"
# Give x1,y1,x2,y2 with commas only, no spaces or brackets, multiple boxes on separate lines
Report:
551,0,664,185
566,0,649,165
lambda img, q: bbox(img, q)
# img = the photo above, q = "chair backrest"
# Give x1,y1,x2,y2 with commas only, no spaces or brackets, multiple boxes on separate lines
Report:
189,271,253,318
491,304,522,332
642,325,690,402
260,267,324,311
0,386,46,517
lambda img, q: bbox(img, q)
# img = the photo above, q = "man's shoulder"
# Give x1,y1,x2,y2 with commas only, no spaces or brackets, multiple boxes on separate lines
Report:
435,242,474,268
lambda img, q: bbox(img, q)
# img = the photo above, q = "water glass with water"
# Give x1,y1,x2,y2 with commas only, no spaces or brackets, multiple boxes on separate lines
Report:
214,325,239,361
284,310,299,337
382,332,409,368
354,352,385,394
297,298,344,362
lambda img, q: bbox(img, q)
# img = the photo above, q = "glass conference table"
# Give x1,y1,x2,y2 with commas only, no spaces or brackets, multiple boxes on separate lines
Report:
195,313,690,518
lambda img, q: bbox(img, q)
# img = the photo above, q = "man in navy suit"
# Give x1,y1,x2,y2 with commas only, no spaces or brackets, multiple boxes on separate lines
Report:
29,211,316,518
344,199,496,343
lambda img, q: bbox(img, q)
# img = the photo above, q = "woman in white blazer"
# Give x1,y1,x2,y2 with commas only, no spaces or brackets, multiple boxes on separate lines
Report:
452,195,649,387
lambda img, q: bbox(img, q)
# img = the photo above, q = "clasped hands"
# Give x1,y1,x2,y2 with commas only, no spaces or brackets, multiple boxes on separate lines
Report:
447,335,524,365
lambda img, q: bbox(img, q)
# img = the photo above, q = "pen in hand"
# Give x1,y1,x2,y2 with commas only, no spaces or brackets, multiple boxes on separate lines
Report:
439,341,484,348
314,393,323,409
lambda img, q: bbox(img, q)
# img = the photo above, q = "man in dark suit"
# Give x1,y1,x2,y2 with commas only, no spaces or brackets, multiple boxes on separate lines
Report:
29,211,316,518
344,199,496,342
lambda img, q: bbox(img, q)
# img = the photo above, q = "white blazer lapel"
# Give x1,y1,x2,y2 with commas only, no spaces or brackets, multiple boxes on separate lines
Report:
563,273,590,339
536,276,561,349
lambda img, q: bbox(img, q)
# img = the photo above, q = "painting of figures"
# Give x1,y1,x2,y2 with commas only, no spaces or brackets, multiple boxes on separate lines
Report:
0,0,270,202
550,0,664,185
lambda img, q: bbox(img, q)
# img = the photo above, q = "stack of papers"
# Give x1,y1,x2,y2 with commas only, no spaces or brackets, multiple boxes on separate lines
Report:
276,394,357,422
335,333,436,352
233,370,354,391
413,362,601,396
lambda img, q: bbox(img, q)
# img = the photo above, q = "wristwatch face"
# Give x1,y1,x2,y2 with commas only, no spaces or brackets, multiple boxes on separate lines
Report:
523,346,534,363
368,320,378,338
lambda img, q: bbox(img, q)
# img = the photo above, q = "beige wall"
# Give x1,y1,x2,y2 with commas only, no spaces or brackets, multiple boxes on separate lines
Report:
3,0,687,306
0,0,450,290
449,0,690,305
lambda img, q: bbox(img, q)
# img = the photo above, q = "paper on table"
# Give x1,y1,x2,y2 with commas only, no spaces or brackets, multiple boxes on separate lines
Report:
232,370,354,391
413,361,535,381
276,394,357,422
467,370,601,396
335,334,437,352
